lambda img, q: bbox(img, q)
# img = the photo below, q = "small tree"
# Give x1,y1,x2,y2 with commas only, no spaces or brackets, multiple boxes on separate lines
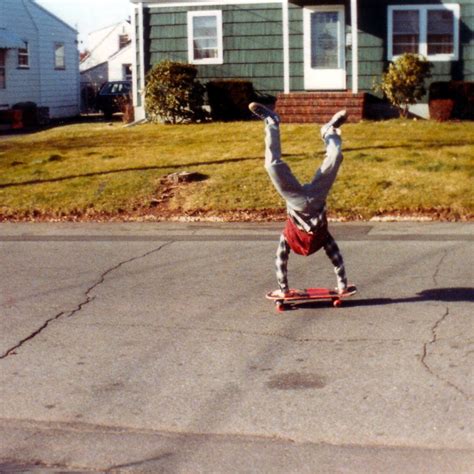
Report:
145,60,205,124
376,53,432,118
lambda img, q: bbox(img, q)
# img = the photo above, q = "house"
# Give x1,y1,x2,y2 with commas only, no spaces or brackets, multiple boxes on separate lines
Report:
0,0,80,122
130,0,473,122
80,20,132,112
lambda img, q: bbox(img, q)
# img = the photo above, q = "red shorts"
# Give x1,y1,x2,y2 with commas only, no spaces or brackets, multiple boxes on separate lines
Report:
283,216,329,256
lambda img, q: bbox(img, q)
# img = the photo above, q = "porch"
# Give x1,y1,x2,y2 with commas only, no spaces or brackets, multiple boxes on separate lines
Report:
275,92,366,123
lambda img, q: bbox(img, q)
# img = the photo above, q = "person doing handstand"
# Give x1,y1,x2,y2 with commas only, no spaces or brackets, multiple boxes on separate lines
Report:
249,102,356,297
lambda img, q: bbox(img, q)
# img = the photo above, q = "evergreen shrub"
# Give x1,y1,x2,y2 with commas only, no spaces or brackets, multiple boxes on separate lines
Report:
376,53,432,118
145,60,206,124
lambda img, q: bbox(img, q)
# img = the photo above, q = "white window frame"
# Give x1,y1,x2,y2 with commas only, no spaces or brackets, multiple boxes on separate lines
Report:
119,34,130,50
187,10,223,65
388,4,460,61
18,42,29,68
54,42,66,70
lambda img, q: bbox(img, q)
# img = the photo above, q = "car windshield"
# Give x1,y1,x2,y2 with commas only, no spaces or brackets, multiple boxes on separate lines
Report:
101,83,130,94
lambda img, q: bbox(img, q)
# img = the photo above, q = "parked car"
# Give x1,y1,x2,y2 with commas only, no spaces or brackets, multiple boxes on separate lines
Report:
96,81,132,117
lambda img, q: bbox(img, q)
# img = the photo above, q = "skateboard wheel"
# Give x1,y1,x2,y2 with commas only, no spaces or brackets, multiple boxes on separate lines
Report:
333,299,342,307
276,302,286,312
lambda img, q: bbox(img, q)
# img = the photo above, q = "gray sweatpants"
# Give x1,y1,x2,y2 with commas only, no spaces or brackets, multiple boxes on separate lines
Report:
264,119,347,291
264,120,344,213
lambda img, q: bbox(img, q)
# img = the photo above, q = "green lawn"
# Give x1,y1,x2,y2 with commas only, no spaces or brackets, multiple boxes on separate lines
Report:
0,119,473,220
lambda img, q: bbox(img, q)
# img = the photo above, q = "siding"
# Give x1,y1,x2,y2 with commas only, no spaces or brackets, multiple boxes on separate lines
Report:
109,46,132,81
28,1,80,118
0,0,79,118
459,0,474,80
144,3,284,95
354,0,474,98
0,0,41,107
137,0,473,99
81,21,132,73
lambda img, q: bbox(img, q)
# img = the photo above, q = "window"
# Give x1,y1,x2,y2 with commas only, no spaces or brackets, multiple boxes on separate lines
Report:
123,64,132,81
427,9,455,55
119,34,130,50
54,43,65,69
187,11,223,65
18,42,29,68
388,5,459,61
0,49,5,89
392,10,419,55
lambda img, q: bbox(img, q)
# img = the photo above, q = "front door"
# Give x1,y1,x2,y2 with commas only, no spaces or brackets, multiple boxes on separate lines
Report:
303,6,346,90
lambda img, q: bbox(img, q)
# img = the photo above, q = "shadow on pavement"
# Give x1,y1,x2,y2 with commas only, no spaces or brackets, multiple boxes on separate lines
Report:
295,287,474,310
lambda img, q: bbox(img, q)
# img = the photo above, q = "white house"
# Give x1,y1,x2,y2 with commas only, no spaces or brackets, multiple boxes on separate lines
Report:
0,0,80,120
80,20,132,84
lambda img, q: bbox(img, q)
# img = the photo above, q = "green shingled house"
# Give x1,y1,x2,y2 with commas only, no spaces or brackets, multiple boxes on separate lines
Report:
130,0,473,121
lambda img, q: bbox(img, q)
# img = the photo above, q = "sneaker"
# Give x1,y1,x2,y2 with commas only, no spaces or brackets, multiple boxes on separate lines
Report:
272,289,288,298
320,110,348,139
336,284,357,295
249,102,280,124
271,288,305,298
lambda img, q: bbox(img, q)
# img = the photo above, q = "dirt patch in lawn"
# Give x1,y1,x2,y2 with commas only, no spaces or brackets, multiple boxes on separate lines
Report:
0,169,471,223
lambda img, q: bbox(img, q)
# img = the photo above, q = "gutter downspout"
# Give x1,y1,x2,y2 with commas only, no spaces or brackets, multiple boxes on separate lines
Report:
134,1,146,120
131,3,139,108
350,0,358,94
282,0,290,93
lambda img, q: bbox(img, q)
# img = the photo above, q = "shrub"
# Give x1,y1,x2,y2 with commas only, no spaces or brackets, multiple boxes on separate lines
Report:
206,80,256,121
376,53,432,118
145,60,206,124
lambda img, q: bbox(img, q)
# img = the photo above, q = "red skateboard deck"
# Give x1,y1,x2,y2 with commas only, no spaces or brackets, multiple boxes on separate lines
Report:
266,286,357,311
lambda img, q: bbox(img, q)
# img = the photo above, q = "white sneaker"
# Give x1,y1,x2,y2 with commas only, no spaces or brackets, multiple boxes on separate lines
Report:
336,284,357,295
321,110,348,139
249,102,280,124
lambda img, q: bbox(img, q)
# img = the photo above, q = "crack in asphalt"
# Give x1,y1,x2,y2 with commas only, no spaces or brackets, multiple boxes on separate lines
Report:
420,307,470,400
419,249,471,400
432,249,448,286
0,242,173,359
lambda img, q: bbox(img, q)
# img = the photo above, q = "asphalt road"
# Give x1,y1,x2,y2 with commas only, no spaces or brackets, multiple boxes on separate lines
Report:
0,222,473,473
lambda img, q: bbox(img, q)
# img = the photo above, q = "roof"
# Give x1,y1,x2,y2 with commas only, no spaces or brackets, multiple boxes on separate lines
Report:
0,28,26,49
32,0,78,34
108,43,132,61
88,19,131,36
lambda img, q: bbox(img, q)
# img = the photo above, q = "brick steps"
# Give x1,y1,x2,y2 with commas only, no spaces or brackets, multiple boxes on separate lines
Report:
275,92,366,123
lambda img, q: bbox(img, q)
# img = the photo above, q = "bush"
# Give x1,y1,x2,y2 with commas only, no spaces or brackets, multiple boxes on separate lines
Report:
145,60,206,124
376,53,432,118
429,81,474,121
206,80,256,121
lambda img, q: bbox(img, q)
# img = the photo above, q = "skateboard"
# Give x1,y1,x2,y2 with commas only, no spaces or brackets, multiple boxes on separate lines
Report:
266,286,357,312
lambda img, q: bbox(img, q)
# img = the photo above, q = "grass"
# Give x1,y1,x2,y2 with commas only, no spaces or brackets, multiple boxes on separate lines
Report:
0,118,473,220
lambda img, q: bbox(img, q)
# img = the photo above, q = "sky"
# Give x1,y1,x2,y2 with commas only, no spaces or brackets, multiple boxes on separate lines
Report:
35,0,131,51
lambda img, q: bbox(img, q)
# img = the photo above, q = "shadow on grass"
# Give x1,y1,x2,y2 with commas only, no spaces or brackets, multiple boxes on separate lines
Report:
0,156,263,189
291,287,474,310
343,141,474,153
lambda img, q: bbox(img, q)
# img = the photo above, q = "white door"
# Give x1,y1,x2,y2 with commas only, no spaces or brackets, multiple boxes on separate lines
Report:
304,6,346,90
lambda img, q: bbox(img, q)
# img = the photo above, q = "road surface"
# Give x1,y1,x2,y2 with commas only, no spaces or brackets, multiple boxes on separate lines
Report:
0,222,473,473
